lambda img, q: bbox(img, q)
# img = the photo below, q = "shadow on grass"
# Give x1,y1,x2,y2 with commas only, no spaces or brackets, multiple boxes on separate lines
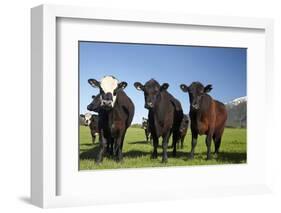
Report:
216,151,247,164
80,145,100,160
124,149,188,159
128,140,151,145
124,149,151,158
81,143,95,146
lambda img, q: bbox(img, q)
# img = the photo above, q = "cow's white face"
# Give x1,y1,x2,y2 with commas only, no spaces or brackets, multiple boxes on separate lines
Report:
88,76,128,109
100,76,119,107
84,113,92,126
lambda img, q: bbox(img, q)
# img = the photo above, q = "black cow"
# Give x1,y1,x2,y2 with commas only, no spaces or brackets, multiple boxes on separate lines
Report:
177,114,189,149
134,79,183,163
87,76,135,163
87,94,101,113
87,94,113,155
142,117,151,142
180,82,227,160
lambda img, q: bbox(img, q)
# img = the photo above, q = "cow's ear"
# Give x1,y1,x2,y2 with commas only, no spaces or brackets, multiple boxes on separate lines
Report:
118,81,128,90
134,82,144,91
80,114,85,118
204,84,213,93
160,83,169,91
88,79,100,88
180,84,189,92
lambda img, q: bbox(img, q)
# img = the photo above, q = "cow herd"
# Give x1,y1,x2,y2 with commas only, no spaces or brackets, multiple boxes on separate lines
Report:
81,75,227,164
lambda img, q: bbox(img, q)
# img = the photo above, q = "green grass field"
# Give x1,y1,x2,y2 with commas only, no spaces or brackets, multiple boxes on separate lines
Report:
79,126,246,170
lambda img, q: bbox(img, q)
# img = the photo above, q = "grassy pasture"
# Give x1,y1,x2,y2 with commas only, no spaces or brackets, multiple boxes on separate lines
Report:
79,126,246,170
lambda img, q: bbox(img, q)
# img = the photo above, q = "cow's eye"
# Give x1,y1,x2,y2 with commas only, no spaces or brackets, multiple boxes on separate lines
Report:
113,89,117,96
100,89,104,94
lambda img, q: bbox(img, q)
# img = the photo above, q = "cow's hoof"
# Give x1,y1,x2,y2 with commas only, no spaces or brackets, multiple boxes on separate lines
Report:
151,155,157,159
161,158,168,163
213,153,218,158
95,161,102,165
172,151,176,157
116,159,123,163
206,155,212,160
151,152,158,159
189,154,194,160
116,155,123,163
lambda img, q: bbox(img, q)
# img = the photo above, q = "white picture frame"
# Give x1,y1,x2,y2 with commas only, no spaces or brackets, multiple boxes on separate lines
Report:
31,4,274,208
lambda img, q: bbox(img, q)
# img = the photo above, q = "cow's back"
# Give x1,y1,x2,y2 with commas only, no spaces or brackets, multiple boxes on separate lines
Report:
162,91,183,132
214,100,227,130
165,91,183,112
166,91,184,127
116,90,135,128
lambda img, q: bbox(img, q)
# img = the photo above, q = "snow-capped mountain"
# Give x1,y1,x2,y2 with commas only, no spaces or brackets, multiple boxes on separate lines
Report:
225,96,247,128
225,96,247,107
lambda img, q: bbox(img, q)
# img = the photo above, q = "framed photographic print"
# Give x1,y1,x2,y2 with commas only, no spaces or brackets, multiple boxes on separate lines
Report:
31,4,274,208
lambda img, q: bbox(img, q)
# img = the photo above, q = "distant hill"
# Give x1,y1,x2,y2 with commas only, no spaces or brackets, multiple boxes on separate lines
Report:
225,96,247,128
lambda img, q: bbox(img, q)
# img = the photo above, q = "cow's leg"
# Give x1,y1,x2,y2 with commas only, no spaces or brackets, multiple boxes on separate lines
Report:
116,130,126,162
106,137,112,156
172,130,179,157
149,134,153,145
90,128,96,144
190,131,198,159
114,137,122,162
214,136,222,158
145,129,149,141
98,134,101,144
109,138,114,156
162,130,171,163
205,133,213,160
96,130,107,164
181,134,186,149
120,133,125,151
91,131,96,144
151,135,159,159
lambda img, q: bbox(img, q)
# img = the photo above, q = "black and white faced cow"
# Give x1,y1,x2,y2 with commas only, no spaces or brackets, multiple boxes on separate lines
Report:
88,76,135,163
82,112,99,144
134,79,183,163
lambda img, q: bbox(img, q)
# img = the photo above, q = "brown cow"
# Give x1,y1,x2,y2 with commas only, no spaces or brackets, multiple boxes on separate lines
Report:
180,82,227,160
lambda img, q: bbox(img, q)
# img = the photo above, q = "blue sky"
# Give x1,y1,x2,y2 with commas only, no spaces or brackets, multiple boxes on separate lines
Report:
79,41,246,124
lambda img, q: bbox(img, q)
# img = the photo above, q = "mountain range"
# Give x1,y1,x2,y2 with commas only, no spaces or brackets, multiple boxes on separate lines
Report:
225,96,247,128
